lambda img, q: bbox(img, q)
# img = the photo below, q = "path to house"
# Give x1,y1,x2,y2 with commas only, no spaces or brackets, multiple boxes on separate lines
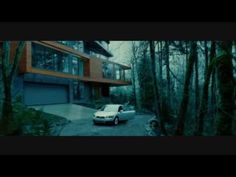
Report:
30,104,96,121
31,104,153,136
60,114,153,136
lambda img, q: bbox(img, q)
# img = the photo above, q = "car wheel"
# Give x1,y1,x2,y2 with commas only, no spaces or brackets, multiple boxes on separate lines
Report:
114,117,119,125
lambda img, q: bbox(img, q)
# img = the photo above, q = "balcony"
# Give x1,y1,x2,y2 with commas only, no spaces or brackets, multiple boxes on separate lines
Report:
102,62,131,84
56,41,113,59
84,41,113,58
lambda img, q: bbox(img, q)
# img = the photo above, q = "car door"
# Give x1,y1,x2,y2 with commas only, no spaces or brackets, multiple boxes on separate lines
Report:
118,106,126,121
123,106,135,120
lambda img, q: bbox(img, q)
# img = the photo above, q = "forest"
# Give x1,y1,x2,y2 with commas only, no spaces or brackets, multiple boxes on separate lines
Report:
111,41,236,136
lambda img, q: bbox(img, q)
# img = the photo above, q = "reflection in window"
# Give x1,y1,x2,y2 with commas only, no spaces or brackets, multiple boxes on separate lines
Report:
125,70,131,81
32,43,83,76
115,65,120,80
102,62,129,81
102,62,114,79
57,41,84,52
72,56,79,75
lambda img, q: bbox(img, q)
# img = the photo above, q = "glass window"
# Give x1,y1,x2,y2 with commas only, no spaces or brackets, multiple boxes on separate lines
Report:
102,62,114,79
125,70,131,81
115,65,120,80
73,81,85,101
57,41,84,52
32,43,84,76
72,56,79,75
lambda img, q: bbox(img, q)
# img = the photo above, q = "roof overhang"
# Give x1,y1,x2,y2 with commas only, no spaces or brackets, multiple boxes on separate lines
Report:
84,41,113,57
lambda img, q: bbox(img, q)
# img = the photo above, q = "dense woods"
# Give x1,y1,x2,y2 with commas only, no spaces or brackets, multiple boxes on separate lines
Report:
129,41,235,136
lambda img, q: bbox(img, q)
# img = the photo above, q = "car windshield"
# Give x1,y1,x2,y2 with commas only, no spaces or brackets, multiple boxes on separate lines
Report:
100,105,119,112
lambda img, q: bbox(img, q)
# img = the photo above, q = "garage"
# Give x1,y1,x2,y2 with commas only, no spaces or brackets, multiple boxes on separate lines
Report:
24,82,69,105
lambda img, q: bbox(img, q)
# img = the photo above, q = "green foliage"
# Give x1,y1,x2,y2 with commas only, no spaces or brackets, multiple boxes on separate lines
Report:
15,95,22,103
110,86,133,105
0,103,51,136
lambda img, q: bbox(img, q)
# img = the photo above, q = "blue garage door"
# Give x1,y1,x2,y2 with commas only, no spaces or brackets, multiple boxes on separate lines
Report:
24,82,69,105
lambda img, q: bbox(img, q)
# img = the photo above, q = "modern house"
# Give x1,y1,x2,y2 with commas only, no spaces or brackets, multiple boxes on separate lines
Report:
1,41,131,105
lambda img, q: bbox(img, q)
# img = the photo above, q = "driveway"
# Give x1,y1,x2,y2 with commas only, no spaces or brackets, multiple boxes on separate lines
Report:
30,104,96,121
60,114,153,136
30,104,153,136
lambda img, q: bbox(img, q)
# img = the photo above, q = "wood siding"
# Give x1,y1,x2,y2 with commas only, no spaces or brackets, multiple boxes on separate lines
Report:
89,59,103,79
29,67,130,86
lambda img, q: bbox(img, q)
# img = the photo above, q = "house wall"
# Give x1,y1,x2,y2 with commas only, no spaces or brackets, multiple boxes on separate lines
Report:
89,59,103,79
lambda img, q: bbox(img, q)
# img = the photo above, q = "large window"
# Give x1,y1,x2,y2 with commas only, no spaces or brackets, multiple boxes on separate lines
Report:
125,70,131,81
32,43,84,76
102,62,130,81
115,65,125,80
102,62,114,79
115,65,120,80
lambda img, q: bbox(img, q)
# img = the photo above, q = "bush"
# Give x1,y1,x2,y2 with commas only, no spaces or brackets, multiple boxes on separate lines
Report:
3,104,51,136
0,101,70,136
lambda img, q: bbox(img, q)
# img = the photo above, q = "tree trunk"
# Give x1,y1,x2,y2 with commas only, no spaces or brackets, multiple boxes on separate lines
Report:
194,48,199,124
0,41,25,134
204,41,209,77
216,41,234,135
210,42,217,129
196,41,216,135
159,41,163,111
185,41,189,72
131,59,137,107
165,41,171,111
175,41,197,135
211,63,217,123
2,79,12,127
131,42,141,110
149,41,167,135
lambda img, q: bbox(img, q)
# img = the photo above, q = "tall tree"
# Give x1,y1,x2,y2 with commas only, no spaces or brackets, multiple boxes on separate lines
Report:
210,43,217,122
194,44,199,124
216,41,235,135
175,41,197,135
131,42,141,110
131,56,137,107
196,41,216,135
204,41,209,77
149,41,167,135
139,45,154,110
159,42,163,111
131,42,137,108
165,41,171,111
0,41,26,133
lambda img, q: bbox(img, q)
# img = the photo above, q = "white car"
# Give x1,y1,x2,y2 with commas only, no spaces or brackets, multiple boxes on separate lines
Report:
93,104,135,125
